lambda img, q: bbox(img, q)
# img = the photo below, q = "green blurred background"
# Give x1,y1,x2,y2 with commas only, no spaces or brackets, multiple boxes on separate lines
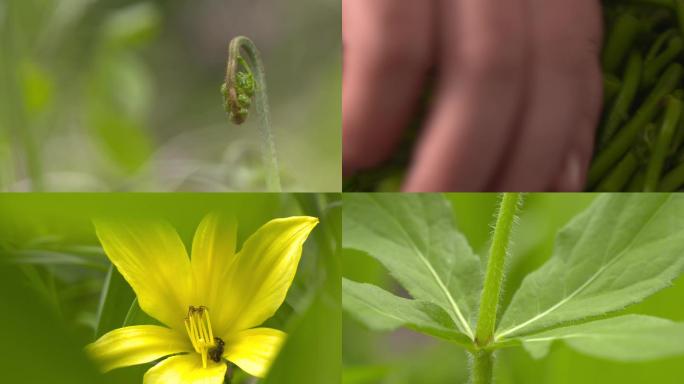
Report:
343,193,684,384
0,193,341,383
0,0,341,192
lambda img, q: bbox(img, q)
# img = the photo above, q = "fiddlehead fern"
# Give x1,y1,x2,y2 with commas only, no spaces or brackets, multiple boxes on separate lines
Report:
222,36,281,191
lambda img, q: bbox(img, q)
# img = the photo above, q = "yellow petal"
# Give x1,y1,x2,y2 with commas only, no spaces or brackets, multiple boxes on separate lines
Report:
190,213,237,310
214,216,318,335
86,325,192,372
94,219,193,331
143,353,227,384
223,328,286,378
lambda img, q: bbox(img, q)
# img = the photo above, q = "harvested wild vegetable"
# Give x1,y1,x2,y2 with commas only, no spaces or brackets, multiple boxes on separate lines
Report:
588,0,684,191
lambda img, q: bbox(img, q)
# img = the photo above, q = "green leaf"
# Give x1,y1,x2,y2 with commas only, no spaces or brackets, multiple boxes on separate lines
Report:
0,265,109,383
498,194,684,339
4,249,109,271
343,194,481,339
343,278,471,345
517,315,684,362
94,265,135,338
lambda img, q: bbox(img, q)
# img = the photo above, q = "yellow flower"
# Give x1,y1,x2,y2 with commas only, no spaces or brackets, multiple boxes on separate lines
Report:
86,214,318,383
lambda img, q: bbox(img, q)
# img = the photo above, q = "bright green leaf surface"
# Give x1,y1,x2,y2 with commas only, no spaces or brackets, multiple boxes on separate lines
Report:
518,315,684,361
498,194,684,339
343,194,481,338
343,279,471,345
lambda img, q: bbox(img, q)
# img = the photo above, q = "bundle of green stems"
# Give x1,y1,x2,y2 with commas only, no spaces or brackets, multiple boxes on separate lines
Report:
589,0,684,191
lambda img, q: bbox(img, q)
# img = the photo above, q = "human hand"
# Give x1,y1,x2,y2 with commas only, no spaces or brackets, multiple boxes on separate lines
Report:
343,0,603,191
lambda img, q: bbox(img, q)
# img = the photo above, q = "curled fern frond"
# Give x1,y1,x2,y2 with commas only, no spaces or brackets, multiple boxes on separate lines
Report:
221,35,281,191
223,46,256,124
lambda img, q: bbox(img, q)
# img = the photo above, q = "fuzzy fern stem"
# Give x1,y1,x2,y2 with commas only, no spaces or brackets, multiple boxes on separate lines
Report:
223,36,281,192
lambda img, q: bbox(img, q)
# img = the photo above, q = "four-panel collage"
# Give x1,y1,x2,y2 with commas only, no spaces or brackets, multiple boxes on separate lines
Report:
2,1,684,384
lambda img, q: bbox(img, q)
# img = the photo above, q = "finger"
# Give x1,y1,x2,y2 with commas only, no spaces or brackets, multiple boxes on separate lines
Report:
496,0,603,191
552,100,601,191
343,0,434,176
403,0,529,191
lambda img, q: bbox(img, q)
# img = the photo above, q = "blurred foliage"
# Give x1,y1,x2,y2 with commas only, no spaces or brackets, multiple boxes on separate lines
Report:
0,264,108,383
343,193,684,383
0,0,341,192
0,193,341,383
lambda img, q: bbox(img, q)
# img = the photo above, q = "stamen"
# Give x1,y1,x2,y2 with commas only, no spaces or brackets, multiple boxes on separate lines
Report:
184,306,217,368
207,311,214,340
204,310,214,341
184,319,199,352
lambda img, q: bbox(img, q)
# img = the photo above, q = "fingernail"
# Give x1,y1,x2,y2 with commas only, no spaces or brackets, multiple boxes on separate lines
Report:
559,150,583,192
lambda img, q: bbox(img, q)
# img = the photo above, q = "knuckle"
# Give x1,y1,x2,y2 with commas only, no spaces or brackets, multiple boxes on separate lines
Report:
537,2,602,74
452,14,527,80
458,40,524,80
540,34,600,76
370,37,430,72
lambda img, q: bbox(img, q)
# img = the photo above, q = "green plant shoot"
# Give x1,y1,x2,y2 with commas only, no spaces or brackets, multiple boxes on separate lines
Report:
342,193,684,384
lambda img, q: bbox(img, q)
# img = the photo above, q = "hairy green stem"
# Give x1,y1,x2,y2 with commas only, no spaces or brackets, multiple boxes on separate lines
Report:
471,350,494,384
224,36,281,192
469,194,521,384
475,193,521,346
